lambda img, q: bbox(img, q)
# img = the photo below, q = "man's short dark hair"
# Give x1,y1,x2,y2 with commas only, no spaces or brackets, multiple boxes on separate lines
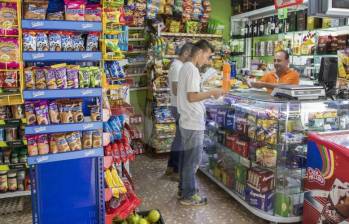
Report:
190,39,215,57
179,43,193,56
276,50,289,60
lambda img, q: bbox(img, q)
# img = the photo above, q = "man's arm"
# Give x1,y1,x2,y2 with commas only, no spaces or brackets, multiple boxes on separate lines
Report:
249,81,282,90
187,89,224,103
172,82,178,96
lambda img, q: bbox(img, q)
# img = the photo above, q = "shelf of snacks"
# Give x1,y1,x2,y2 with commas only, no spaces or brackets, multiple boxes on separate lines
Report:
27,147,103,165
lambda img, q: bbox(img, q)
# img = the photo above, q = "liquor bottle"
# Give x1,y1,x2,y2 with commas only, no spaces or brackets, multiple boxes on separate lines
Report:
253,20,258,37
248,21,253,37
270,16,275,35
259,18,265,36
244,20,249,38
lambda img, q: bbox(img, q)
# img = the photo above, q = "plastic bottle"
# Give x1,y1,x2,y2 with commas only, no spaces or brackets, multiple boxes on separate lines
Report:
222,62,231,92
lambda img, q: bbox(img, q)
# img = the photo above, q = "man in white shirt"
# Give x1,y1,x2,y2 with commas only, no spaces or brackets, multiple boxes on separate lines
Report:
165,43,193,179
177,40,224,206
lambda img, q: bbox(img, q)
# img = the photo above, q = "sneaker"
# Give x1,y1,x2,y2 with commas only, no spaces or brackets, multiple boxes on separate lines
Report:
164,167,174,176
179,194,208,206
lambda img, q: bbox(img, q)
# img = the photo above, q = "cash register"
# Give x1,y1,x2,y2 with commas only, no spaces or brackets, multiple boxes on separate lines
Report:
271,85,326,100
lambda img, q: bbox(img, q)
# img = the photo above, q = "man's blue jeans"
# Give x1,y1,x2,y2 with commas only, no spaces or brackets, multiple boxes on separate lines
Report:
179,127,204,199
167,107,182,173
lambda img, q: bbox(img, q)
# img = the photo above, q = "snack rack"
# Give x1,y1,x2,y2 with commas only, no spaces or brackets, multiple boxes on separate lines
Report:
21,13,105,223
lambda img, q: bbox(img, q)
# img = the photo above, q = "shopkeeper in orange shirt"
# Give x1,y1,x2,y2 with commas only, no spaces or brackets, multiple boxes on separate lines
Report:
247,50,300,93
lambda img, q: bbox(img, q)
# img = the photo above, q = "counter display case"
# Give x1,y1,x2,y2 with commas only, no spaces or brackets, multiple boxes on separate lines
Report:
200,89,349,223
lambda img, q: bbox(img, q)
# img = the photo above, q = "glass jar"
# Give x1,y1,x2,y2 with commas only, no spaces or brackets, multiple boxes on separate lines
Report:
17,170,25,191
0,170,8,192
3,150,10,164
5,127,17,142
7,171,17,191
19,151,27,163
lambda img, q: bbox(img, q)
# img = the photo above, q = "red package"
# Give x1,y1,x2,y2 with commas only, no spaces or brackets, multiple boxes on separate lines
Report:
2,70,18,88
0,2,18,36
247,167,275,193
85,3,101,21
64,0,86,21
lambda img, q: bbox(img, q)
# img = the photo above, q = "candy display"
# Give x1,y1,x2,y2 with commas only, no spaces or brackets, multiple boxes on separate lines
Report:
0,2,18,36
23,31,99,52
24,99,100,126
24,64,101,90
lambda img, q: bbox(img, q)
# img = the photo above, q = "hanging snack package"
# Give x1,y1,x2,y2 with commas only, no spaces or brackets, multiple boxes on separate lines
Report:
37,134,49,155
72,34,85,51
90,104,101,121
66,65,79,88
58,100,73,124
46,66,58,89
27,135,38,156
48,31,62,51
48,100,60,124
36,31,49,51
92,130,102,148
0,2,18,35
79,67,91,88
55,134,70,152
52,63,67,89
73,131,82,150
61,32,73,51
23,31,36,52
23,0,48,20
47,11,64,20
65,132,79,151
25,101,36,125
64,0,86,21
34,67,47,89
90,66,101,87
2,71,18,88
34,100,50,125
85,3,101,21
24,67,35,89
72,99,84,123
0,37,19,69
86,32,99,51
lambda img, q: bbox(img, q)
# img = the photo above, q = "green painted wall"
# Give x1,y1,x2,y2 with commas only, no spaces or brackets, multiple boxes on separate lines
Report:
210,0,232,41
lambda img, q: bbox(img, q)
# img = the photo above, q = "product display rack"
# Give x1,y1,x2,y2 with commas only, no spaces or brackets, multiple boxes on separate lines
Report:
21,9,105,223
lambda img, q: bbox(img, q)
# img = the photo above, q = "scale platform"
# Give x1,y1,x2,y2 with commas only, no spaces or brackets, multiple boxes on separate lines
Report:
271,85,326,100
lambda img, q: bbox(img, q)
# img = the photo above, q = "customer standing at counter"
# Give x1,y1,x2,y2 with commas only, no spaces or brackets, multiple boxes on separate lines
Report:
247,50,300,93
177,39,224,206
165,43,193,180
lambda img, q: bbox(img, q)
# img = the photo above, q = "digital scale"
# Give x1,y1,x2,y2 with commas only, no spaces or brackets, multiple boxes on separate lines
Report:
271,85,326,100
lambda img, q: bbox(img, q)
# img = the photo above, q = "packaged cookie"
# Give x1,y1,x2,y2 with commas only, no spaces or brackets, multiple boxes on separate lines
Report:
23,1,48,20
65,132,79,151
64,0,85,21
27,135,38,156
79,67,91,88
23,31,36,51
36,31,49,51
86,32,99,51
85,4,101,21
61,32,73,51
82,131,92,149
90,66,101,87
72,100,84,123
72,34,85,51
34,67,47,89
34,100,50,125
0,2,18,36
25,101,36,125
55,134,70,152
48,100,60,124
73,131,82,150
66,65,79,88
45,67,57,89
2,71,18,88
0,38,19,69
24,67,35,89
47,11,64,20
90,104,101,121
52,63,67,89
48,31,62,51
37,134,49,155
58,101,73,123
92,130,102,148
49,134,58,154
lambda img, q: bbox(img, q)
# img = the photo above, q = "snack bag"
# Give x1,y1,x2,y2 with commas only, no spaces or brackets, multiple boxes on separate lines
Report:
52,63,67,89
36,31,49,51
86,32,99,51
33,67,47,89
25,101,36,125
90,66,101,87
61,32,73,51
0,37,19,69
34,100,50,125
85,3,101,21
66,65,79,88
2,71,18,88
72,34,85,51
0,2,18,35
64,0,86,21
55,134,70,152
79,67,91,88
23,31,36,52
48,100,60,124
48,31,62,51
37,134,49,155
23,0,48,20
24,67,35,89
46,67,58,89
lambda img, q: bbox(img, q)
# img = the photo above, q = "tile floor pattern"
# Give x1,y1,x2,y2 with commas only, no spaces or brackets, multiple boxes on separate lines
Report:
0,154,268,224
